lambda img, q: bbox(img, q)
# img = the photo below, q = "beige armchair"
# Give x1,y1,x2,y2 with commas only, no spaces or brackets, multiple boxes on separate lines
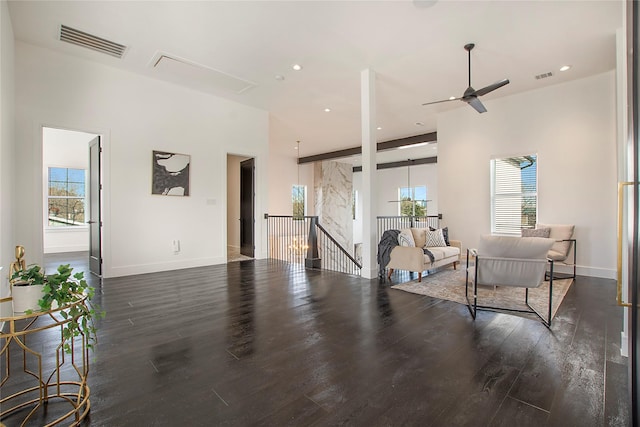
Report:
535,223,576,279
465,235,556,327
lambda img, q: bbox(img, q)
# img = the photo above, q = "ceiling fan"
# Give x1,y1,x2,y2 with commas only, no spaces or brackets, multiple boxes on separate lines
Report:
422,43,509,113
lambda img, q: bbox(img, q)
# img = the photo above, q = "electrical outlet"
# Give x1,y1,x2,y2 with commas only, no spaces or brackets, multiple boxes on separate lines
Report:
172,240,180,253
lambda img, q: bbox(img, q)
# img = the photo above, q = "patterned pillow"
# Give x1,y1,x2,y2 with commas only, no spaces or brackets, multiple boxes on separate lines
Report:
429,226,450,246
398,229,415,247
521,228,551,238
425,229,447,247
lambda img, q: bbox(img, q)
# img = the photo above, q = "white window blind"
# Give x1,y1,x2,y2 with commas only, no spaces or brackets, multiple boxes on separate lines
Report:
491,155,537,235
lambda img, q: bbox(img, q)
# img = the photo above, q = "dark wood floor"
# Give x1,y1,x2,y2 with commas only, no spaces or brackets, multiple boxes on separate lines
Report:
2,252,630,426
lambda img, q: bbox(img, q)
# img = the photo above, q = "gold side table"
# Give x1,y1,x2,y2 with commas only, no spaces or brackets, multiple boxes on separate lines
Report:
0,295,91,426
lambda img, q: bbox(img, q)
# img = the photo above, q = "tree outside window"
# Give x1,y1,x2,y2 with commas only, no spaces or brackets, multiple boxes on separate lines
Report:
292,185,306,218
48,167,86,227
399,186,427,216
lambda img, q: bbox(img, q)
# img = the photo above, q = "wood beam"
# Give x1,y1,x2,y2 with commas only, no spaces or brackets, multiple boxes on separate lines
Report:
297,131,437,164
352,156,437,172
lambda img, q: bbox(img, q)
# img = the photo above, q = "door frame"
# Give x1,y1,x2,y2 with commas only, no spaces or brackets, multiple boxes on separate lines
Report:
38,123,109,275
239,157,255,258
225,150,261,262
88,136,102,276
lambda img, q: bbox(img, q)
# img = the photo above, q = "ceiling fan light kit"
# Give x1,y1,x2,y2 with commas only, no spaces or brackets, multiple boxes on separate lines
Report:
423,43,510,113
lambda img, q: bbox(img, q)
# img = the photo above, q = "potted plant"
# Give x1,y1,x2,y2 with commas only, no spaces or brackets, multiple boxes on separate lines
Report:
11,264,103,353
10,264,46,313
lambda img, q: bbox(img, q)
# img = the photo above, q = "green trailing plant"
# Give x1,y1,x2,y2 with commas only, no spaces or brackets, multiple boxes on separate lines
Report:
10,264,46,286
11,264,104,353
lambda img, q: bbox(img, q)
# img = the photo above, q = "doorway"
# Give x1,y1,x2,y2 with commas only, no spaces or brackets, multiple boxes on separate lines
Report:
227,155,254,261
42,127,102,276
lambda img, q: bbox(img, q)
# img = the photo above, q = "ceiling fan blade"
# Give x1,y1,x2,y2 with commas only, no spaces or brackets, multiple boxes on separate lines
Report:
474,78,510,97
466,96,487,113
422,97,460,106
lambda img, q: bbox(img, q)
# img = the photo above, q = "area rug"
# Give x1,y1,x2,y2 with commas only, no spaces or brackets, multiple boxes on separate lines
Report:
391,268,573,321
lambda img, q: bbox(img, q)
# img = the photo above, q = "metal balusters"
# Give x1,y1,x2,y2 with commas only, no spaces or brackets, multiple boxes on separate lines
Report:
376,215,442,242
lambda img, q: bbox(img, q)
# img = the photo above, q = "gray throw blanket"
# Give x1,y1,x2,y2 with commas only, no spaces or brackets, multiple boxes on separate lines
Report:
377,229,400,275
423,247,435,264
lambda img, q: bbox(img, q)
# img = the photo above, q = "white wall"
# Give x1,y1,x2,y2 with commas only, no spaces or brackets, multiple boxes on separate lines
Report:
0,0,15,316
15,42,269,278
42,127,95,253
353,162,439,244
267,136,315,215
438,71,617,278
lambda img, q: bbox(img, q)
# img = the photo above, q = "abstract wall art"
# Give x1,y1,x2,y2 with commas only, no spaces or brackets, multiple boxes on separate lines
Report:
152,150,190,196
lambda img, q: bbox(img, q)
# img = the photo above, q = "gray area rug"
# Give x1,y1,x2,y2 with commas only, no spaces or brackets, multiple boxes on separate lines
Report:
391,268,573,321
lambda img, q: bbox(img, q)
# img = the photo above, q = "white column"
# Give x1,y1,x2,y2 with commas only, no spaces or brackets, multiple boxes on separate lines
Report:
361,69,378,279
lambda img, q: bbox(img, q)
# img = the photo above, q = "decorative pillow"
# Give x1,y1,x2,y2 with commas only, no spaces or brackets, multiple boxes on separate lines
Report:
521,228,551,238
425,229,447,247
429,226,450,246
398,229,415,247
441,227,450,246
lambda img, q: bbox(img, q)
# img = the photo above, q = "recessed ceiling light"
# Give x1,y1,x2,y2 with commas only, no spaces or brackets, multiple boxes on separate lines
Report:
377,126,382,130
559,65,572,72
449,96,456,100
324,108,331,112
292,64,303,71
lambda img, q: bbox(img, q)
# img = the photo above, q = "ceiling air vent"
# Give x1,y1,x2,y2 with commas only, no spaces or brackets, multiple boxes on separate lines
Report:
535,71,554,80
59,25,127,59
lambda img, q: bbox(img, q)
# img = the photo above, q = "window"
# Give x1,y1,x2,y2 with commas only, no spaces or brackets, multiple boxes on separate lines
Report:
491,155,537,235
399,185,427,216
352,190,358,220
292,185,306,218
48,167,87,227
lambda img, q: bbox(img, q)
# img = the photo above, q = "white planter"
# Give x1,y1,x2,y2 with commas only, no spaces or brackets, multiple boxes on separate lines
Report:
11,284,45,314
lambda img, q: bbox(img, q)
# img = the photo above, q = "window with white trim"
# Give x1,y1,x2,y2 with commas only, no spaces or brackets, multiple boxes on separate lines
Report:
398,185,427,216
47,167,87,227
491,155,537,235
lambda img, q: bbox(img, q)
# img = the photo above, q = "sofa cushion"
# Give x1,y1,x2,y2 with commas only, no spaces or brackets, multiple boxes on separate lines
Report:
398,228,415,247
411,228,427,248
428,246,460,261
425,229,447,247
536,223,574,258
478,235,554,260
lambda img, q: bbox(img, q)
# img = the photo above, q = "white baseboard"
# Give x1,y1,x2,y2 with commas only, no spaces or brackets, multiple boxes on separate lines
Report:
361,267,379,280
44,245,90,254
104,256,227,278
574,265,616,279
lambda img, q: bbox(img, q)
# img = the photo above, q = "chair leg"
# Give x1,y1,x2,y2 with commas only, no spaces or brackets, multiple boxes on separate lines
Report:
418,272,422,282
387,268,394,280
453,261,458,270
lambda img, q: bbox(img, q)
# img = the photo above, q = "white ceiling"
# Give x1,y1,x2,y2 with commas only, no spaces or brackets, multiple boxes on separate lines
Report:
8,0,623,163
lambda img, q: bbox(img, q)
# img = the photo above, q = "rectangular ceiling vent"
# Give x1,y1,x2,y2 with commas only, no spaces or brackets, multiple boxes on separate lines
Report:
535,71,554,80
59,25,127,59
